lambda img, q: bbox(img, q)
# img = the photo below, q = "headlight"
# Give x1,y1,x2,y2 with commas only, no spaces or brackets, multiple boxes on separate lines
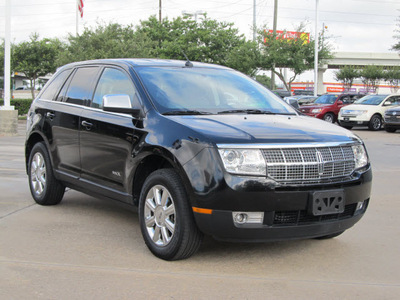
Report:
356,110,368,115
218,149,266,176
311,108,322,114
352,144,368,169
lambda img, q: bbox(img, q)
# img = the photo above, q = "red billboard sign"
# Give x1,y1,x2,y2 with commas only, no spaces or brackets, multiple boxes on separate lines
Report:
266,30,310,44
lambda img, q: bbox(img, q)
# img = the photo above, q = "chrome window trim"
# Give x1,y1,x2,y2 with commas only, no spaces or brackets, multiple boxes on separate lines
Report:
36,98,135,119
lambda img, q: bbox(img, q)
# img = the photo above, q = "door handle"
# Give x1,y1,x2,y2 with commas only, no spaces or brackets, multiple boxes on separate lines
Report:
46,112,55,119
81,120,93,130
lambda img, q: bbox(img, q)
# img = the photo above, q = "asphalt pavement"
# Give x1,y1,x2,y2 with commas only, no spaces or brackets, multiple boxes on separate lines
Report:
1,121,400,299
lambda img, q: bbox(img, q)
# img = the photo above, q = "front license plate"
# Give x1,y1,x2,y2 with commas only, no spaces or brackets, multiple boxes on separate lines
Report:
310,190,345,216
344,117,349,121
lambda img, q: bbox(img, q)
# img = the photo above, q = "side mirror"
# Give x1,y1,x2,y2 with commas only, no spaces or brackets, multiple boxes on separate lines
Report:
102,94,142,118
337,100,343,105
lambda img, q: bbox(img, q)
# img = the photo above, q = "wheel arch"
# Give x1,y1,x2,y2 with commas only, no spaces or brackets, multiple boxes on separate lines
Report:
25,132,47,174
131,151,193,207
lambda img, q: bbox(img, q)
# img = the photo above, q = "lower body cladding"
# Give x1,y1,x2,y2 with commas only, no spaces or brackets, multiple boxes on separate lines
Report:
191,169,372,242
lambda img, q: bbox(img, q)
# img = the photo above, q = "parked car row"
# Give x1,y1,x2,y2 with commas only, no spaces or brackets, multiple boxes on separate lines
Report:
338,94,400,131
300,93,365,123
298,93,400,132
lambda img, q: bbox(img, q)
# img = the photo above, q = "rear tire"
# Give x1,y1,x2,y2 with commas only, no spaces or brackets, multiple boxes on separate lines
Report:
139,169,203,260
368,114,382,131
28,142,65,205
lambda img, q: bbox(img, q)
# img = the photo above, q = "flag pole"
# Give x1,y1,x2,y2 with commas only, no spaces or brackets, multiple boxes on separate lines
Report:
76,0,79,36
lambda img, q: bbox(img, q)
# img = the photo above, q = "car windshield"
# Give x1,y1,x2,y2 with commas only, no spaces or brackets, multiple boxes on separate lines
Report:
354,95,387,105
136,67,296,115
314,94,338,104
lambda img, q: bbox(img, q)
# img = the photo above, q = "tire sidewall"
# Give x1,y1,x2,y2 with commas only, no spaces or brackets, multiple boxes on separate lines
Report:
28,143,50,204
369,115,382,131
138,169,187,260
323,113,334,123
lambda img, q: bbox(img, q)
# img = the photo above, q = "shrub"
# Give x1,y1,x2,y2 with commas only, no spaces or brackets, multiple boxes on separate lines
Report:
0,98,32,115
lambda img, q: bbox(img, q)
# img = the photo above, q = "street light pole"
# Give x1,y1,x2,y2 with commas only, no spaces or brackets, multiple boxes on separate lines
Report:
3,0,12,110
182,10,206,22
314,0,319,96
253,0,256,41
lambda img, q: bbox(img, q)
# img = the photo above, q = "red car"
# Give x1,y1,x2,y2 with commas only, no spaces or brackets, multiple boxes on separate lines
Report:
300,93,365,123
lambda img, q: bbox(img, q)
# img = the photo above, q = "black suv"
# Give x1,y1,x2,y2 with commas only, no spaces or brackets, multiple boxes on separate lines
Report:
26,59,372,260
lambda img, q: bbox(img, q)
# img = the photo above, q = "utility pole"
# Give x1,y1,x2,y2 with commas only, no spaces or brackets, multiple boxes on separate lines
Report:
271,0,278,91
159,0,162,23
253,0,256,41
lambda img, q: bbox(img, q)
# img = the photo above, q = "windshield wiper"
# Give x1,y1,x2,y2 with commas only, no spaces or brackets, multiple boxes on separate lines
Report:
162,110,212,116
217,109,276,115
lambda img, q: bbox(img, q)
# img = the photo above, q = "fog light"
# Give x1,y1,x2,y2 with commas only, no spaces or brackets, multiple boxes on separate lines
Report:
356,201,364,212
232,212,264,225
234,213,248,224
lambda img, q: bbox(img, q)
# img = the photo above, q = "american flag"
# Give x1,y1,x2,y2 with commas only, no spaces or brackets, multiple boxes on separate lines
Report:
77,0,84,18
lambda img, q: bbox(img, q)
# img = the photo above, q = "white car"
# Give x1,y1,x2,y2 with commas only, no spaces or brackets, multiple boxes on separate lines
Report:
338,94,400,131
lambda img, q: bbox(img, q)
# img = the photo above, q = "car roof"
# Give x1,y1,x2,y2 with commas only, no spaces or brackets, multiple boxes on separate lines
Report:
60,58,231,70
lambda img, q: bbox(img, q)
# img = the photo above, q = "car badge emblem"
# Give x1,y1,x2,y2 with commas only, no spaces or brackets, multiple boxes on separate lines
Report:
315,150,324,176
393,111,397,116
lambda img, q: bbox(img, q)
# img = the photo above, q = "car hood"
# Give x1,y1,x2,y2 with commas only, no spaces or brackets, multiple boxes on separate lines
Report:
301,103,331,109
340,104,377,112
386,105,400,112
169,114,359,145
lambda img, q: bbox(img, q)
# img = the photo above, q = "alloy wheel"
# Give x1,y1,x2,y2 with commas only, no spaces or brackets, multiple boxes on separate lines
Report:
30,152,46,196
144,185,176,246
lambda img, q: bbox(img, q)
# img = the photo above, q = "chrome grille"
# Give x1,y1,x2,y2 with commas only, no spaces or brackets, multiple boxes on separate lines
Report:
262,146,355,184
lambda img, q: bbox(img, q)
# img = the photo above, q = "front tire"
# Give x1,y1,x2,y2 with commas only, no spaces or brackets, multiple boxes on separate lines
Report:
28,142,65,205
139,169,203,260
323,113,335,123
385,126,396,133
368,114,382,131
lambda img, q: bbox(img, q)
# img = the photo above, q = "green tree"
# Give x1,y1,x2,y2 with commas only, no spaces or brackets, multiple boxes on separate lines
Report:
383,67,400,93
13,33,60,98
360,65,384,93
255,74,271,88
258,25,333,91
58,22,157,65
136,16,259,75
391,17,400,52
334,66,359,91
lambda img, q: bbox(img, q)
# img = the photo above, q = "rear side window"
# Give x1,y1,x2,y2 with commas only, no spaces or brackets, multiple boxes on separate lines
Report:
62,67,99,105
40,69,72,101
92,68,139,109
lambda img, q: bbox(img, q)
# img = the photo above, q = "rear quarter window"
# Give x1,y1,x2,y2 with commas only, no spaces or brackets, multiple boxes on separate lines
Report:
40,69,72,101
60,67,100,105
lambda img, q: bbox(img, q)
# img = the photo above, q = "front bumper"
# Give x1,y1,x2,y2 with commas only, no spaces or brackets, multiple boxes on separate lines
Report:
194,201,367,242
190,167,372,241
338,115,370,127
384,116,400,128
